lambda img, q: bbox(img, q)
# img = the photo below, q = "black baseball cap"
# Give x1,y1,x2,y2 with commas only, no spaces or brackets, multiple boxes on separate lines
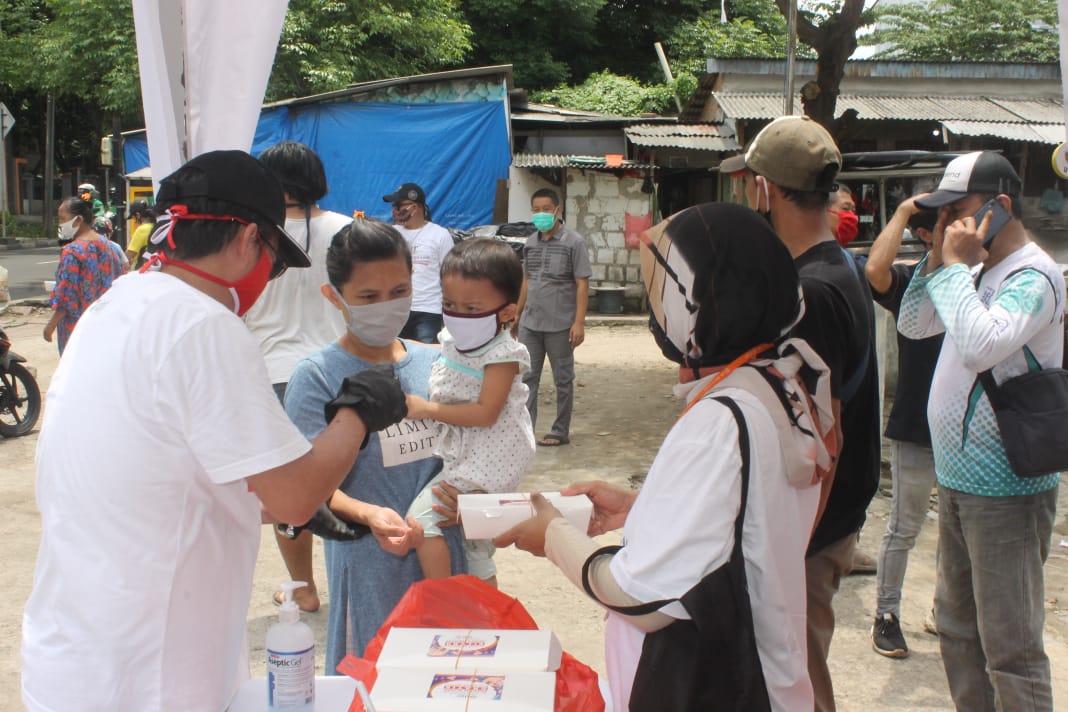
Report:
155,150,311,269
915,152,1022,209
382,182,426,205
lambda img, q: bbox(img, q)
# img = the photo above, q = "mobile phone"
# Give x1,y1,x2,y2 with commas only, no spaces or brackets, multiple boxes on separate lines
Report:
973,199,1012,249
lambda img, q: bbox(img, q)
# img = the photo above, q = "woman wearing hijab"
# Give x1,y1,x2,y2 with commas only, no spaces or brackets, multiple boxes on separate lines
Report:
495,203,837,711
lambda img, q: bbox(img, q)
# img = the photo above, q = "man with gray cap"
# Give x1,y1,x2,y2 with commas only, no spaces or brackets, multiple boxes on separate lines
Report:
22,150,408,711
898,151,1062,711
721,115,880,712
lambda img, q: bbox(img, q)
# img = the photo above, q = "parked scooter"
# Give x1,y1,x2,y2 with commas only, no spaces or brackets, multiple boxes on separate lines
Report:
0,324,41,437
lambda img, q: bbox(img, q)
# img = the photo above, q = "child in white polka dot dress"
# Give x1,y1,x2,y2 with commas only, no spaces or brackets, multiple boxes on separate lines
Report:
405,238,536,587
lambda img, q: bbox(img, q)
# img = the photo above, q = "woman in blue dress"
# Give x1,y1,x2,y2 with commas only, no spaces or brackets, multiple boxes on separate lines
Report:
284,216,467,670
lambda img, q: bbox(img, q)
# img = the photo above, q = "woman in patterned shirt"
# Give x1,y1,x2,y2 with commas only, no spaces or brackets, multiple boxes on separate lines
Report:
44,197,124,353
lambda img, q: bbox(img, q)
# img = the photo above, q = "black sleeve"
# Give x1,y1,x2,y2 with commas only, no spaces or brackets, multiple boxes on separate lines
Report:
794,275,853,398
871,263,914,318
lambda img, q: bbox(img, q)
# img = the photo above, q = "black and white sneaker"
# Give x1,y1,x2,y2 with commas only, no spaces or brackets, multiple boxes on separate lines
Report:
872,613,909,658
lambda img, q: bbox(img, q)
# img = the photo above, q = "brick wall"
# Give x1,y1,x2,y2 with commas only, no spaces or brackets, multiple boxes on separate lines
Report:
565,170,653,312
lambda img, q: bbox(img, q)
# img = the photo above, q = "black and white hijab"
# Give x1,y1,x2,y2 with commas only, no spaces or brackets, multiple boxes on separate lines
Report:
640,202,837,488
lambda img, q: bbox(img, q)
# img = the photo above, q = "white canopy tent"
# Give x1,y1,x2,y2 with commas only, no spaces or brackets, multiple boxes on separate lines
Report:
131,0,289,191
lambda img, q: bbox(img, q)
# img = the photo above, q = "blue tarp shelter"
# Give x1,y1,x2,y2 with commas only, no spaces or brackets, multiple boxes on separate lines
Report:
124,100,511,228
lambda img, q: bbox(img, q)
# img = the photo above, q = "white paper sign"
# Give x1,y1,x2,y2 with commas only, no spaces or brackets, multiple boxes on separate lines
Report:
379,418,438,468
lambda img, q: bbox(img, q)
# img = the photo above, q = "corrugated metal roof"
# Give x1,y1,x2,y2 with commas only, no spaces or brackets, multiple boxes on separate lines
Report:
988,98,1064,123
623,123,740,151
713,93,1054,123
941,120,1065,144
512,153,654,170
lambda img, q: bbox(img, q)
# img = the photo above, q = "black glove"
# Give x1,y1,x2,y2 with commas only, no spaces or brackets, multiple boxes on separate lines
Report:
276,502,370,541
323,365,407,447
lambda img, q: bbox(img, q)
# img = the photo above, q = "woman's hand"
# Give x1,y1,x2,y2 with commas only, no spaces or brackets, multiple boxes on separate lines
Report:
492,493,563,557
561,481,636,535
431,481,463,528
367,506,424,556
42,323,55,343
405,394,433,420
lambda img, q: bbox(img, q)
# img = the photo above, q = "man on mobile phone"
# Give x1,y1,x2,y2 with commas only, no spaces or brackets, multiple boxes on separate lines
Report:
898,151,1063,711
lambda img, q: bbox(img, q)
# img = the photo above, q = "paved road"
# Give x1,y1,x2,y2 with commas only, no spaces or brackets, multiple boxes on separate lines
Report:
0,246,61,301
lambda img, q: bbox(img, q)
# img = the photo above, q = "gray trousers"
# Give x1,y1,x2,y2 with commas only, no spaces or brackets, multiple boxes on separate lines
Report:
876,440,937,617
936,484,1057,712
519,326,574,437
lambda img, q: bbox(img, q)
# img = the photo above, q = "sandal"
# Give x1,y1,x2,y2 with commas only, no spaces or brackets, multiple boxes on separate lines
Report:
538,433,570,446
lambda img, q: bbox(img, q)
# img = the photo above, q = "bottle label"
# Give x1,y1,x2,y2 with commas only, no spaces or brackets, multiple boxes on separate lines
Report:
267,644,314,709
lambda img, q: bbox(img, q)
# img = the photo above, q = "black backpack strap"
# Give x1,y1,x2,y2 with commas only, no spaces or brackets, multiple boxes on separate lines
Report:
580,396,751,616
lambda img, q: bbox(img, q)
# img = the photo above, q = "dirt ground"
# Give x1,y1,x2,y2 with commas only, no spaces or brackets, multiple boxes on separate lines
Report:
3,306,1068,711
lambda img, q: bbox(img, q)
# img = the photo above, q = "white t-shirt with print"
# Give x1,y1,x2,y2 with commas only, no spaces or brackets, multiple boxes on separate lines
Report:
606,386,819,711
395,221,454,313
22,271,311,712
244,210,350,384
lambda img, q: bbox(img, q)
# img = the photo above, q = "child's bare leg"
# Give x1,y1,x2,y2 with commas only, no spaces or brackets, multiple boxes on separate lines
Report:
416,535,453,579
481,575,498,589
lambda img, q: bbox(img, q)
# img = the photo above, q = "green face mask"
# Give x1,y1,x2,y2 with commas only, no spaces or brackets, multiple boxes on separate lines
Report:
531,211,557,232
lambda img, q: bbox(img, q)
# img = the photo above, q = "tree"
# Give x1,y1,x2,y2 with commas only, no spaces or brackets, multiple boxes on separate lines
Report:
862,0,1059,62
0,0,142,176
531,70,677,115
267,0,472,101
591,0,720,82
771,0,873,130
459,0,604,90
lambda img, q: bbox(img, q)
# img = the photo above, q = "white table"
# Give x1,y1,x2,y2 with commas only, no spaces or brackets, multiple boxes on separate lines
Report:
227,675,613,711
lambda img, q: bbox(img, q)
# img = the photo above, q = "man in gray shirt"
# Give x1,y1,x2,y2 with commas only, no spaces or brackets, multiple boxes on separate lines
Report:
515,188,592,446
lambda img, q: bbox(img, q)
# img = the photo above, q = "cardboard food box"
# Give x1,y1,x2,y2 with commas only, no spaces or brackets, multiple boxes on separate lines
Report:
458,492,592,540
377,627,562,673
371,668,555,712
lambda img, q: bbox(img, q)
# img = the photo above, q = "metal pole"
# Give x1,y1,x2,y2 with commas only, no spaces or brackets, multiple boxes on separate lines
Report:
111,115,125,249
654,42,683,113
43,93,55,239
1,111,7,241
784,0,798,116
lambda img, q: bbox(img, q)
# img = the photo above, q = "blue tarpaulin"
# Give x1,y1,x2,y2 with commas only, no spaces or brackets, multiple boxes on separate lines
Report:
124,101,510,228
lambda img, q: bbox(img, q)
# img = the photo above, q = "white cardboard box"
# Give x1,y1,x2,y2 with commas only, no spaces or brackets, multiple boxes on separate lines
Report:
377,627,562,673
371,668,555,712
459,492,592,540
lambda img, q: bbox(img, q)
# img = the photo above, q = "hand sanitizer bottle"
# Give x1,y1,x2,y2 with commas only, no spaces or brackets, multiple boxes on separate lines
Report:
267,581,315,712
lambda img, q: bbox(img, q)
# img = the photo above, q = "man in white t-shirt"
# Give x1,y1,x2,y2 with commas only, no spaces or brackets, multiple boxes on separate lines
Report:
246,141,351,613
383,182,455,343
21,150,408,712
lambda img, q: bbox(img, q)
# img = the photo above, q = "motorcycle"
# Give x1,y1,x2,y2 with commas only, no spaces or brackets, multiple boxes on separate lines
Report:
0,324,41,437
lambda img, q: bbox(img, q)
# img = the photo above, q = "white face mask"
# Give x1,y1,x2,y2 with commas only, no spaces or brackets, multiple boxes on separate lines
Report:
442,304,507,352
331,286,412,347
58,217,78,240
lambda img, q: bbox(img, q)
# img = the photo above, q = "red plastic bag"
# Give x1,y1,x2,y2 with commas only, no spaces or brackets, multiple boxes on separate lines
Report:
338,575,605,712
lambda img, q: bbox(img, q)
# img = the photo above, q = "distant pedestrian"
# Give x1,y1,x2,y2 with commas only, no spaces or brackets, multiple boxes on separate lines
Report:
44,197,124,353
514,188,591,446
125,200,157,269
863,196,943,659
383,182,454,343
827,185,859,246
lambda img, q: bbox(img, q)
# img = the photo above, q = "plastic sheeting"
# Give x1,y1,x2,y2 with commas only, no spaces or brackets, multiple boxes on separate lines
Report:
124,100,511,229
